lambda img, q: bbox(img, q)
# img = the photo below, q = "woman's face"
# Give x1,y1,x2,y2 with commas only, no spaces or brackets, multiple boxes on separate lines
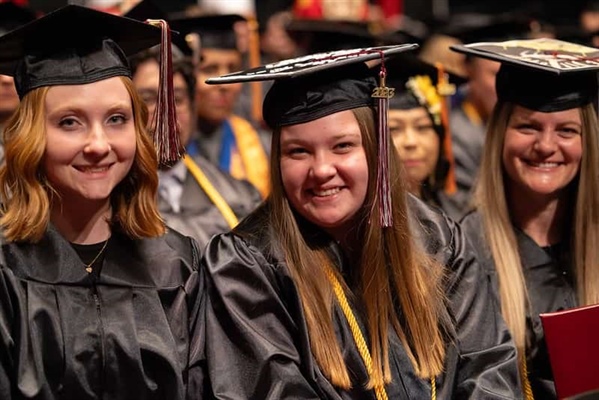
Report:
43,77,136,204
280,109,369,239
503,105,582,198
389,107,440,189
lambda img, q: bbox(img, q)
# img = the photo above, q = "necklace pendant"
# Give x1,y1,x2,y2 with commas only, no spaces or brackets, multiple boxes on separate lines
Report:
85,266,93,274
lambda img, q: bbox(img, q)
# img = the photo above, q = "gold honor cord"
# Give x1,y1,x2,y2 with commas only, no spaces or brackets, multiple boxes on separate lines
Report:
182,155,239,229
323,264,438,400
520,354,534,400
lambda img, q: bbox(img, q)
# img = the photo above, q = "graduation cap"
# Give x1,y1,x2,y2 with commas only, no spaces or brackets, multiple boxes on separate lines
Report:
207,43,419,227
0,4,181,166
440,12,533,44
285,18,380,54
451,38,599,112
123,0,193,56
168,13,246,50
0,2,37,36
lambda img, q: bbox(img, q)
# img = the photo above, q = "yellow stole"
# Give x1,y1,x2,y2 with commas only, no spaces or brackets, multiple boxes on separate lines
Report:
228,115,270,199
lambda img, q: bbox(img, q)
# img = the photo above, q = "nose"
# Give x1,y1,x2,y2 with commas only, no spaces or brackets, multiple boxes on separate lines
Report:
402,127,418,149
533,131,558,155
310,152,336,181
84,124,111,156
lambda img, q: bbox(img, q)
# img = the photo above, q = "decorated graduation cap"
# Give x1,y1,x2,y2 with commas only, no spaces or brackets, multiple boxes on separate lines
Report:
451,38,599,112
207,44,419,227
168,13,245,50
0,4,181,166
385,54,466,195
0,2,37,36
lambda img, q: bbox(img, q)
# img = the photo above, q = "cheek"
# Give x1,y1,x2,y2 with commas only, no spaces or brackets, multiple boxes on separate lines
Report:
280,160,303,196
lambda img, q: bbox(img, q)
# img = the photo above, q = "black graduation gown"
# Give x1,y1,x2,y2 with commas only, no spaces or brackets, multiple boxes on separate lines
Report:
202,196,522,399
0,226,206,400
461,210,576,399
159,153,262,252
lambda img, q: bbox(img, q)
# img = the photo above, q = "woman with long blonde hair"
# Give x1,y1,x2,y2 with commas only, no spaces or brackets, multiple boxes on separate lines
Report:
456,38,599,399
201,46,521,399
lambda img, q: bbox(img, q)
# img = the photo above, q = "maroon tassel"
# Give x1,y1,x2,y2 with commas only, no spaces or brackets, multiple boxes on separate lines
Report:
372,62,394,228
146,19,182,167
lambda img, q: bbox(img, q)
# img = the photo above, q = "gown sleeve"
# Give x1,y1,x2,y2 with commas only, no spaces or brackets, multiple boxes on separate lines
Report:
185,237,208,400
201,233,329,400
442,216,523,399
0,260,19,400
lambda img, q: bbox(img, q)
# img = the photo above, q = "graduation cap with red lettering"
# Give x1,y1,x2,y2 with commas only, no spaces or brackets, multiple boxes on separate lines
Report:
207,43,419,227
451,38,599,112
0,4,182,166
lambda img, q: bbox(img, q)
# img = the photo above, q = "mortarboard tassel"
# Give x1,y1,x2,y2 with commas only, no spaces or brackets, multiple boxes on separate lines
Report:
146,19,182,167
372,61,394,228
434,63,457,195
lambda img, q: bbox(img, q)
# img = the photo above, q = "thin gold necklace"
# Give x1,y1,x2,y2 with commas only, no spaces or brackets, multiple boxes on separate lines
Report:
85,239,109,274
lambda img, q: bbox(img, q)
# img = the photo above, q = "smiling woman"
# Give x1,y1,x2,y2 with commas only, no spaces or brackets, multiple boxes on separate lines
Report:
200,46,521,399
454,38,599,400
0,6,205,400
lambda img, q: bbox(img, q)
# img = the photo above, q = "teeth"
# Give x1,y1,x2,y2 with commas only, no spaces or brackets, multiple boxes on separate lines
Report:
529,161,559,168
79,166,109,173
313,187,340,197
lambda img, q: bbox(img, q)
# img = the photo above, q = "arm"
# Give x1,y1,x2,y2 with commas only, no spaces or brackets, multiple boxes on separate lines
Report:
202,233,327,400
443,217,523,399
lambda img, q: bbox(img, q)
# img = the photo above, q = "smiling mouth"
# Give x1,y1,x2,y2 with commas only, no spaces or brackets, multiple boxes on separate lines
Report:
525,161,561,168
312,187,341,197
74,164,112,173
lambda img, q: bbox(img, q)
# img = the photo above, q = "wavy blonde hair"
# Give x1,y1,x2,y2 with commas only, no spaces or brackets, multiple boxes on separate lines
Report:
268,106,449,389
0,77,165,242
474,101,599,380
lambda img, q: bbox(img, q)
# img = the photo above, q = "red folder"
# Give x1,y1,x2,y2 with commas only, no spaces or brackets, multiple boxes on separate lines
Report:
540,303,599,399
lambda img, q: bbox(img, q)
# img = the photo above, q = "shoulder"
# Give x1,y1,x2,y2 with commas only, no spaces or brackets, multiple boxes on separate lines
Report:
408,193,459,255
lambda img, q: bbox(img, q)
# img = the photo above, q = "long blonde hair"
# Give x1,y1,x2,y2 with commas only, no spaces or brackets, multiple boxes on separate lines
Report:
474,101,599,372
268,106,448,389
0,77,165,242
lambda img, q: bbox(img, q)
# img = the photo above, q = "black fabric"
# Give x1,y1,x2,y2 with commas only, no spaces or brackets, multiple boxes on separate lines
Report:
0,5,162,98
158,152,263,252
0,226,207,400
168,14,245,51
461,210,577,399
496,64,598,112
201,196,522,399
263,62,376,128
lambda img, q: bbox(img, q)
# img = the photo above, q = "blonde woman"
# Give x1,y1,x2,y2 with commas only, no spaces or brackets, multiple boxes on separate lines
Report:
454,38,599,399
201,47,521,399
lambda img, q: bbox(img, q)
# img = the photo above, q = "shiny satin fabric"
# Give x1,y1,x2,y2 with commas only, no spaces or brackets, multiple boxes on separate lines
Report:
0,225,206,400
201,195,523,399
462,210,577,399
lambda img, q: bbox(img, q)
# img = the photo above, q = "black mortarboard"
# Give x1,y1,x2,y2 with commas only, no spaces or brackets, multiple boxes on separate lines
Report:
441,12,533,44
123,0,193,56
206,44,419,227
0,2,37,36
451,38,599,112
0,5,162,98
0,4,182,166
168,13,245,50
285,18,380,54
